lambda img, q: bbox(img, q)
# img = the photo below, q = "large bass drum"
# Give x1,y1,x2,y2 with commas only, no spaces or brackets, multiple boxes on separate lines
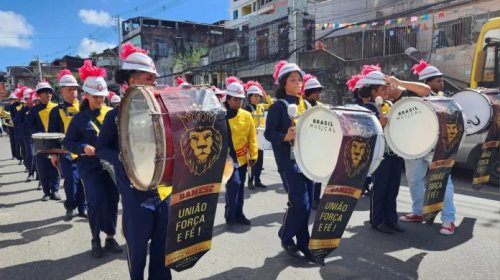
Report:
451,89,495,135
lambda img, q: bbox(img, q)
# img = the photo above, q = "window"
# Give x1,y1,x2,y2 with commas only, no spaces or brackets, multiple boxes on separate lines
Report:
233,10,238,20
242,4,252,16
256,29,269,60
433,17,472,49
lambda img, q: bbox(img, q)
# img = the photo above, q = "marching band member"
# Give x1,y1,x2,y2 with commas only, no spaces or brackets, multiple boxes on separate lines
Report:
302,74,324,209
176,76,192,89
224,76,258,226
212,86,226,105
48,69,87,219
399,60,457,235
264,61,318,264
110,94,121,108
95,43,172,279
21,88,37,182
6,92,20,160
29,81,61,201
10,86,24,164
15,87,33,172
243,80,272,189
63,60,121,258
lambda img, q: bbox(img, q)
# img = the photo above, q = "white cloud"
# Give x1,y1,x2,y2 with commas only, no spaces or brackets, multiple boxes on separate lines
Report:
78,37,115,57
0,11,34,49
78,9,113,27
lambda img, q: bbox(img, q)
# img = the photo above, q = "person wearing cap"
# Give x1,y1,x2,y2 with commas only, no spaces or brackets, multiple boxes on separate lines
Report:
110,94,121,108
264,60,318,264
95,43,172,279
212,86,226,104
14,87,33,171
48,69,87,219
28,81,61,201
358,65,430,235
63,60,122,258
224,76,258,227
399,60,457,235
19,88,38,181
6,92,21,160
301,74,325,209
9,86,24,164
243,80,272,190
176,76,192,89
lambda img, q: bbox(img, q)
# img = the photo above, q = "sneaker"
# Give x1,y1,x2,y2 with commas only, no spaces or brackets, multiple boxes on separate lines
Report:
65,209,75,220
51,192,62,201
236,216,251,225
440,222,455,235
41,194,51,201
18,160,23,165
91,239,104,258
254,181,267,188
399,213,424,222
104,238,123,253
26,175,34,182
78,210,88,218
248,181,255,190
281,242,303,259
372,224,394,234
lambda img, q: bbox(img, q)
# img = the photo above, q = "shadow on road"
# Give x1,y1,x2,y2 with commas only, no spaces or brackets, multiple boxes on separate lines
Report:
0,198,43,209
0,188,37,197
0,170,26,176
0,216,65,233
0,224,73,250
0,179,31,187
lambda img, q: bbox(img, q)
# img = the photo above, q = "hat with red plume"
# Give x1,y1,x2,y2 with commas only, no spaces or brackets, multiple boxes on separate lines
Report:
346,74,365,91
175,76,191,89
244,80,263,96
120,42,158,75
79,60,108,96
303,74,323,93
225,76,245,98
58,69,79,87
412,60,442,80
273,60,304,84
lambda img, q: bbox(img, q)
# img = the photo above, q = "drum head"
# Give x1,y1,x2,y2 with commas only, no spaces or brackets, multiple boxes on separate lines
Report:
452,90,492,135
32,132,65,139
119,86,166,190
294,106,342,182
385,98,439,159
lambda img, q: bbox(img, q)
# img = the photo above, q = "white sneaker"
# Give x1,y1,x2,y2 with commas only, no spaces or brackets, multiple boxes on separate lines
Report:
26,175,34,182
440,222,455,235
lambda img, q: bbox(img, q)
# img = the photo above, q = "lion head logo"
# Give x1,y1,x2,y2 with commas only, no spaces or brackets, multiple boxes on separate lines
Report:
344,138,372,178
445,123,458,145
179,112,223,175
443,115,464,152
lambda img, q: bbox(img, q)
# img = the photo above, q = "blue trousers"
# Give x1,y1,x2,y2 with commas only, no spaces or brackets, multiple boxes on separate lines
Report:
370,154,404,226
312,182,322,203
278,164,313,251
80,168,119,240
120,185,171,280
23,135,35,176
248,149,264,183
15,129,25,162
36,154,60,195
225,164,248,222
60,155,86,213
8,127,20,159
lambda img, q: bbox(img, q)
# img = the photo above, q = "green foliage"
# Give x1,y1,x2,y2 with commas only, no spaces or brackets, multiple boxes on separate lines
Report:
172,47,208,71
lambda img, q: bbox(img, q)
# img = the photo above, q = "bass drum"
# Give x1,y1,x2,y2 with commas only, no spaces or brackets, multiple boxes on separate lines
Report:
294,106,342,183
257,127,272,150
452,89,494,135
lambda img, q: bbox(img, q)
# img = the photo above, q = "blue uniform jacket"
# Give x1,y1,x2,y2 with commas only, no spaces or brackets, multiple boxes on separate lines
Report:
63,108,105,176
264,95,298,172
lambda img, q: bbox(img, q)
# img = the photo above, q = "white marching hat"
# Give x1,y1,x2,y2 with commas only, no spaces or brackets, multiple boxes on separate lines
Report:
83,77,109,96
111,94,121,103
359,71,386,86
225,77,246,99
120,43,158,75
58,69,79,87
274,60,305,83
304,77,323,91
22,88,34,103
412,60,443,80
35,81,54,93
246,85,263,96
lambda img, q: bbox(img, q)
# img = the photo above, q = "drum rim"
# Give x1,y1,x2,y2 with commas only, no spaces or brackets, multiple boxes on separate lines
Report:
32,132,65,139
385,97,439,160
452,90,493,135
118,86,166,191
294,106,339,182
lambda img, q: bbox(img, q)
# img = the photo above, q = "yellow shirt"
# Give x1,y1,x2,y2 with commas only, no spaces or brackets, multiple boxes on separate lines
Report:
250,95,273,128
228,109,258,166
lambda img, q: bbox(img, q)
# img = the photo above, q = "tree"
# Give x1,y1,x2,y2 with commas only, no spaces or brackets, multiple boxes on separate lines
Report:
172,47,208,72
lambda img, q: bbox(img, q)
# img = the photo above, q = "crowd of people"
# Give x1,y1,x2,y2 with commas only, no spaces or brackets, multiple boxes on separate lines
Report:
1,42,458,278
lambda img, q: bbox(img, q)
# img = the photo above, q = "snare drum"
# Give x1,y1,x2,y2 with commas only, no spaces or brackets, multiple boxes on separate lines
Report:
118,86,225,191
385,96,463,159
32,132,66,154
257,127,272,150
452,89,494,135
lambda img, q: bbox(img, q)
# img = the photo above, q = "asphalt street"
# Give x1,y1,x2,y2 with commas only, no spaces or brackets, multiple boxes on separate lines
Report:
0,135,499,280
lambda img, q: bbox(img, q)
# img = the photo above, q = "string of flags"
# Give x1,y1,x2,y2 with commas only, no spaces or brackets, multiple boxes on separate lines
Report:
316,11,446,31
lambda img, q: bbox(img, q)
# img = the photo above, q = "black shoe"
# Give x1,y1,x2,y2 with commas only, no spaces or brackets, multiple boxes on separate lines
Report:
36,182,42,190
226,219,236,226
18,160,22,165
281,242,304,259
385,222,405,233
302,249,325,266
51,192,62,201
248,181,255,190
78,211,88,218
91,239,104,258
65,209,75,220
372,224,394,234
41,194,51,201
312,200,319,210
254,181,267,188
236,217,251,225
104,238,123,253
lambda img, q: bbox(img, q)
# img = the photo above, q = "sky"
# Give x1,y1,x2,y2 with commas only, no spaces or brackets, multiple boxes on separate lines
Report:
0,0,230,72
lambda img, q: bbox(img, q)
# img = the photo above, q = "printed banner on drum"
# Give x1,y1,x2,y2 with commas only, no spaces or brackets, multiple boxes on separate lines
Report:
161,89,228,272
309,113,377,261
423,100,464,224
473,94,500,190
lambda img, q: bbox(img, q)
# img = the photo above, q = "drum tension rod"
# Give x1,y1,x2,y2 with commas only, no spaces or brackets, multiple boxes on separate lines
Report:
155,156,174,162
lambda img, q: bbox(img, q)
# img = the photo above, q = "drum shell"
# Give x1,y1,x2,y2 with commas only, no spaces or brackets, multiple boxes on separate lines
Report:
257,127,272,150
32,133,65,154
451,89,493,135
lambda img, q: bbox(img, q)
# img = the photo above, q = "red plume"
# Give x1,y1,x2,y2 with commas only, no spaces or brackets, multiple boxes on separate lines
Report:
108,91,115,100
412,59,429,75
361,64,381,76
120,42,148,60
244,80,262,91
175,76,188,86
78,60,107,81
57,69,73,80
347,74,364,91
226,76,243,86
273,60,288,82
301,74,317,95
16,86,26,99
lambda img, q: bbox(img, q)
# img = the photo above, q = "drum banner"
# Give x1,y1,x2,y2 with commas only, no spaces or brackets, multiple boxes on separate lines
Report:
423,100,465,224
473,94,500,189
162,91,228,271
309,113,377,261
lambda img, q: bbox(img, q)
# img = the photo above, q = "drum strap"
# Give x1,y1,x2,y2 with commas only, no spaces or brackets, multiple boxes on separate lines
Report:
89,119,102,135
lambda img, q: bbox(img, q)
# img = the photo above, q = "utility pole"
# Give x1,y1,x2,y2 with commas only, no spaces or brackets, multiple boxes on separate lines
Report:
36,55,42,81
288,0,305,63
